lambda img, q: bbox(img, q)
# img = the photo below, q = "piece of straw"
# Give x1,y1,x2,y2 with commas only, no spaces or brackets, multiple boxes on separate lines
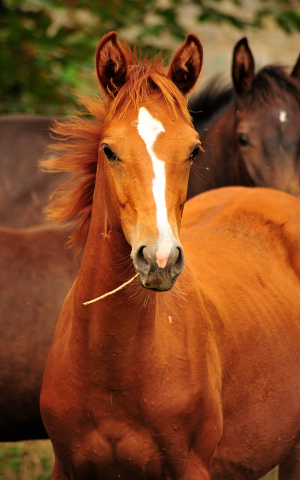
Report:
83,273,139,305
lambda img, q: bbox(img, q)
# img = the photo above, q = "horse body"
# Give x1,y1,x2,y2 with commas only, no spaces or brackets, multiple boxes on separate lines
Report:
182,188,300,478
0,115,78,441
0,225,78,441
188,38,300,198
0,114,66,227
42,186,300,480
40,32,300,479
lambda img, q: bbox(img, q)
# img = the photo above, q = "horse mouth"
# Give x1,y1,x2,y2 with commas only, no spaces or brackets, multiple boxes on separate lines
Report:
132,242,185,291
137,268,179,291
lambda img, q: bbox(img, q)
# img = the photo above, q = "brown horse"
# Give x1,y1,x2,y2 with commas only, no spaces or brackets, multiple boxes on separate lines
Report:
0,225,78,441
188,37,300,199
0,114,78,441
40,32,300,479
0,114,67,227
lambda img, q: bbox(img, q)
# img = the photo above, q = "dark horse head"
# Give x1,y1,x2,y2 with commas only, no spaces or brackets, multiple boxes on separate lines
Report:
232,38,300,197
188,38,300,198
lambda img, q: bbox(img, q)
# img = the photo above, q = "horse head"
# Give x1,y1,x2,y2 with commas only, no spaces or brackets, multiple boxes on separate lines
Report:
232,37,300,197
95,32,203,291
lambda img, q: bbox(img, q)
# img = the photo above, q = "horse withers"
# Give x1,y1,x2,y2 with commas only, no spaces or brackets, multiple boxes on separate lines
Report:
188,38,300,198
40,32,300,479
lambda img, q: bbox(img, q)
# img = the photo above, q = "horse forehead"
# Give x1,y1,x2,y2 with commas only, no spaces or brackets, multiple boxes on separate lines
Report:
137,107,165,148
269,106,300,134
105,107,193,142
103,104,197,160
237,103,299,130
103,107,166,137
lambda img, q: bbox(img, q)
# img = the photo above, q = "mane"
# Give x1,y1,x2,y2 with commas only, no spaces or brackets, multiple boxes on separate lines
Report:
41,47,192,254
188,78,233,136
240,65,300,108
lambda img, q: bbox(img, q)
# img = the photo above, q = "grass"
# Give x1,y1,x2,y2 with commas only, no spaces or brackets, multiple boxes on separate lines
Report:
262,468,278,480
0,441,54,480
0,440,278,479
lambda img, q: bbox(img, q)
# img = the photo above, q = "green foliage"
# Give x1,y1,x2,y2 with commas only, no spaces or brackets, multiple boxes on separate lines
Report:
255,3,300,33
1,0,300,115
0,444,23,473
197,7,250,29
0,441,54,480
0,0,98,114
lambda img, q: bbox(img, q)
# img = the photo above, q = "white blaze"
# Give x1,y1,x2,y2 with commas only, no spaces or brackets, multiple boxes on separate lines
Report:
279,110,287,123
137,107,175,268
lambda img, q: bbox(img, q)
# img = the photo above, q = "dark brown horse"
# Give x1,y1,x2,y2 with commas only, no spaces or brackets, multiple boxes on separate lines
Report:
188,38,300,198
40,32,300,479
0,225,78,441
0,114,79,441
0,114,67,227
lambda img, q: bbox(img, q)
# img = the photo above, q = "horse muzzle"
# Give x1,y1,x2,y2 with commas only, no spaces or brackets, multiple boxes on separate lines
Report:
132,242,185,291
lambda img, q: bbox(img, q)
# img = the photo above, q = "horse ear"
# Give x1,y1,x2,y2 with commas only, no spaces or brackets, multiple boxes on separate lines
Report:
232,37,255,96
95,31,128,99
168,34,203,97
291,54,300,81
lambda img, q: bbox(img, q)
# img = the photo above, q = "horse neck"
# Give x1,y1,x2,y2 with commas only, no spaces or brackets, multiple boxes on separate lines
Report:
72,152,157,360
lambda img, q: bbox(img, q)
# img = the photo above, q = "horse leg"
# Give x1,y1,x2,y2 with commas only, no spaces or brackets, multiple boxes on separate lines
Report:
278,440,300,480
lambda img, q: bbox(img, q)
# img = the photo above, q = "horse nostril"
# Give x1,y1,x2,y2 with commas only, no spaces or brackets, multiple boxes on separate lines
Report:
173,246,185,275
133,243,184,279
135,246,150,274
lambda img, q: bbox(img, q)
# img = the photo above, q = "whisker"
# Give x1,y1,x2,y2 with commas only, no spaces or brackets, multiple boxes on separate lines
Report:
127,281,156,310
190,167,210,185
115,255,133,268
200,139,217,147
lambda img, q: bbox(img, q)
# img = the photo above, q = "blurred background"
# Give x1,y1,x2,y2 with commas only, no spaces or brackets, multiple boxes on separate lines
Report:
1,0,300,116
0,0,299,478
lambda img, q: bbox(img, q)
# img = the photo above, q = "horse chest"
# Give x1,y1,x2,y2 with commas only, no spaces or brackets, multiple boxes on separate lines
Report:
48,351,217,480
55,395,197,480
67,422,164,480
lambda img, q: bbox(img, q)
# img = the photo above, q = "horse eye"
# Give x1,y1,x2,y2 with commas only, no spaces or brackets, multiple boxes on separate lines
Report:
189,145,200,164
236,133,249,147
103,145,118,162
